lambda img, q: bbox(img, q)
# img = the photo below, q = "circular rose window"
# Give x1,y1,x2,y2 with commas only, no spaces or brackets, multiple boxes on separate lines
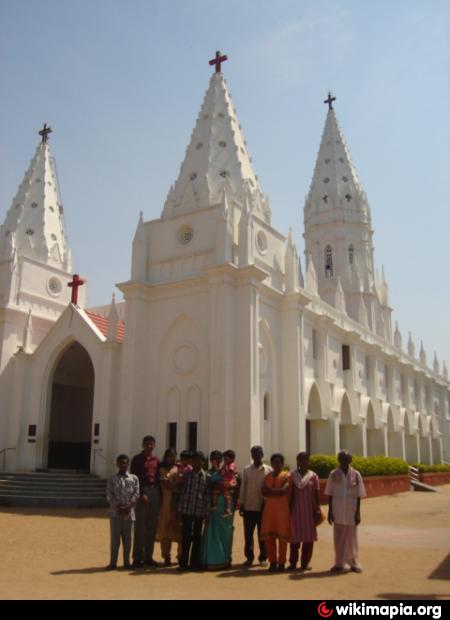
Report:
256,230,268,254
48,277,62,296
177,225,194,245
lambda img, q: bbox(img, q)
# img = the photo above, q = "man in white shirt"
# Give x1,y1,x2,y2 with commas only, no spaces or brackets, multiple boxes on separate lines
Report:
325,450,366,573
238,446,272,567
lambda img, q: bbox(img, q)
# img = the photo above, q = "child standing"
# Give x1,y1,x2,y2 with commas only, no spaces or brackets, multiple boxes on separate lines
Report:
221,449,239,517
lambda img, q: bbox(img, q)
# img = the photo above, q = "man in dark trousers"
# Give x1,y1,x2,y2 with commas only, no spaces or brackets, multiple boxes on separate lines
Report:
238,446,272,567
130,435,161,568
177,450,211,571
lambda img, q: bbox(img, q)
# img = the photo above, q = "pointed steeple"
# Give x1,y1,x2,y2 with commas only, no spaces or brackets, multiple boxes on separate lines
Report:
22,308,33,354
305,101,371,227
0,126,70,269
162,69,270,221
304,95,392,344
443,361,448,380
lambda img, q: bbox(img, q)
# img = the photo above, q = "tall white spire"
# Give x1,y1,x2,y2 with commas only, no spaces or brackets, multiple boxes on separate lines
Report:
305,101,371,230
162,69,270,221
304,94,392,341
0,126,70,270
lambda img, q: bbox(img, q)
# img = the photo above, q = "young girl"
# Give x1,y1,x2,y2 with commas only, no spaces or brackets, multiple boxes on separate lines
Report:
261,453,291,572
221,449,239,517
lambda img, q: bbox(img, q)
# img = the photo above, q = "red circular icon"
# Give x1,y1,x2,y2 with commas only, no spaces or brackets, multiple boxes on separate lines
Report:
318,602,334,618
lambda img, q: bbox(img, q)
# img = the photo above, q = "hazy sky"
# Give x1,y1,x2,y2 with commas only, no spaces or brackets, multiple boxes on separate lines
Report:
1,0,449,368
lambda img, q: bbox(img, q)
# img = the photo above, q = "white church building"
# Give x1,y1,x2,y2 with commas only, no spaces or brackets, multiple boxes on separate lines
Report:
1,59,449,476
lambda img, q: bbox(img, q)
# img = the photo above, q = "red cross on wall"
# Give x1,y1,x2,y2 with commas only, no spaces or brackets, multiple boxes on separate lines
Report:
209,50,228,73
68,274,86,305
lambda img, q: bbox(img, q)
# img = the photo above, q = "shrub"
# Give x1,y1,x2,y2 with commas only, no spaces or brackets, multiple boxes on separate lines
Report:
309,454,408,478
411,463,450,474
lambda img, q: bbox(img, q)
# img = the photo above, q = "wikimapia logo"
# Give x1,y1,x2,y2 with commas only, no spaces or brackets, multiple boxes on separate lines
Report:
317,603,442,620
318,602,334,618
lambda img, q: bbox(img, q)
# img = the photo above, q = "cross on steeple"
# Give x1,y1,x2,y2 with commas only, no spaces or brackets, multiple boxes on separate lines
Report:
209,50,228,73
323,92,336,111
38,123,53,144
68,273,85,305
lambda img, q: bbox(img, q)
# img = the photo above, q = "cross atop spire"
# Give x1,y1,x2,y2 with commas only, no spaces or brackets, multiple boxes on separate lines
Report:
209,50,228,73
68,273,85,305
38,123,52,144
323,92,336,111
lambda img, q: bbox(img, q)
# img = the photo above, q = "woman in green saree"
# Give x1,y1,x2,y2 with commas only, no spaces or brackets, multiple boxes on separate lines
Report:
202,450,235,570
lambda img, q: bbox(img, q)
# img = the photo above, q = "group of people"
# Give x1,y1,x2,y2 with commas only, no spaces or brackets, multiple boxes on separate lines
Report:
106,435,366,574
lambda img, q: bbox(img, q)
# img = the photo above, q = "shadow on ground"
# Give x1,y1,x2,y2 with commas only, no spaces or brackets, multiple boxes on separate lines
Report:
428,554,450,580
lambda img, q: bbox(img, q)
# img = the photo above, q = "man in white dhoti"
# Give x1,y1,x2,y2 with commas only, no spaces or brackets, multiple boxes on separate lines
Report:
325,450,366,573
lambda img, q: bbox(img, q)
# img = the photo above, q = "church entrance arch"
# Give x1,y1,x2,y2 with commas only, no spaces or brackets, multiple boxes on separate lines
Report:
47,342,95,471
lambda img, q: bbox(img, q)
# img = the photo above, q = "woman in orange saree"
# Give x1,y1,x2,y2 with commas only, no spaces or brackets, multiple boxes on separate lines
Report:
261,453,291,572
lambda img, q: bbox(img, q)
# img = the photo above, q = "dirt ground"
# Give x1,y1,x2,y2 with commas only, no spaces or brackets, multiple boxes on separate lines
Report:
1,485,450,600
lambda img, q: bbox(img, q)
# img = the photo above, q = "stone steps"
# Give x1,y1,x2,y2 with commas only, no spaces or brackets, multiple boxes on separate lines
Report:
0,471,108,508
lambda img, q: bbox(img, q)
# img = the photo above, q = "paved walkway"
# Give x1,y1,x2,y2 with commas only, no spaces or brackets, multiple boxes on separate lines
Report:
1,484,450,599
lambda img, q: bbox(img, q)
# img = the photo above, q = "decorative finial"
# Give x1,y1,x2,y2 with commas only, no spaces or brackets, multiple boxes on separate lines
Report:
38,123,53,144
209,50,228,73
323,92,336,111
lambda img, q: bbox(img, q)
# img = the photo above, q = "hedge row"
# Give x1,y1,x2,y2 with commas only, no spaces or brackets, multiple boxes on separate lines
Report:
309,455,409,478
411,463,450,474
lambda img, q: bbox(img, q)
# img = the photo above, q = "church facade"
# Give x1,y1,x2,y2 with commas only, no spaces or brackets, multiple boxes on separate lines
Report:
1,62,449,476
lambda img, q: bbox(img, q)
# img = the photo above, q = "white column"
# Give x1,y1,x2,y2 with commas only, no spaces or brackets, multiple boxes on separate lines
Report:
207,266,235,452
281,295,308,465
233,267,264,466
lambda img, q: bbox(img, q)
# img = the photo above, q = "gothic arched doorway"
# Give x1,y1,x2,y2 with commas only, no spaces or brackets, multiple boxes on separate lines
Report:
47,342,95,471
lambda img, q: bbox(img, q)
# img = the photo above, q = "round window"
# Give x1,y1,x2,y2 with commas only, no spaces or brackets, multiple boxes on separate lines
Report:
48,277,62,296
256,230,268,254
177,225,194,245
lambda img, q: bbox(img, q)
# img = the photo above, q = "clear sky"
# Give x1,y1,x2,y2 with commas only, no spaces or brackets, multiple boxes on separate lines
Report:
1,0,449,369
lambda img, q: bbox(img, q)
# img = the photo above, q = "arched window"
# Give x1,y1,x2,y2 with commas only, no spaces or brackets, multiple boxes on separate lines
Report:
324,245,333,278
348,244,355,266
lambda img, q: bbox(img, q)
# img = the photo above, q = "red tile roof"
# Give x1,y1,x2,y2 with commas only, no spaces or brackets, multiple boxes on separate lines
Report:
85,310,125,343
